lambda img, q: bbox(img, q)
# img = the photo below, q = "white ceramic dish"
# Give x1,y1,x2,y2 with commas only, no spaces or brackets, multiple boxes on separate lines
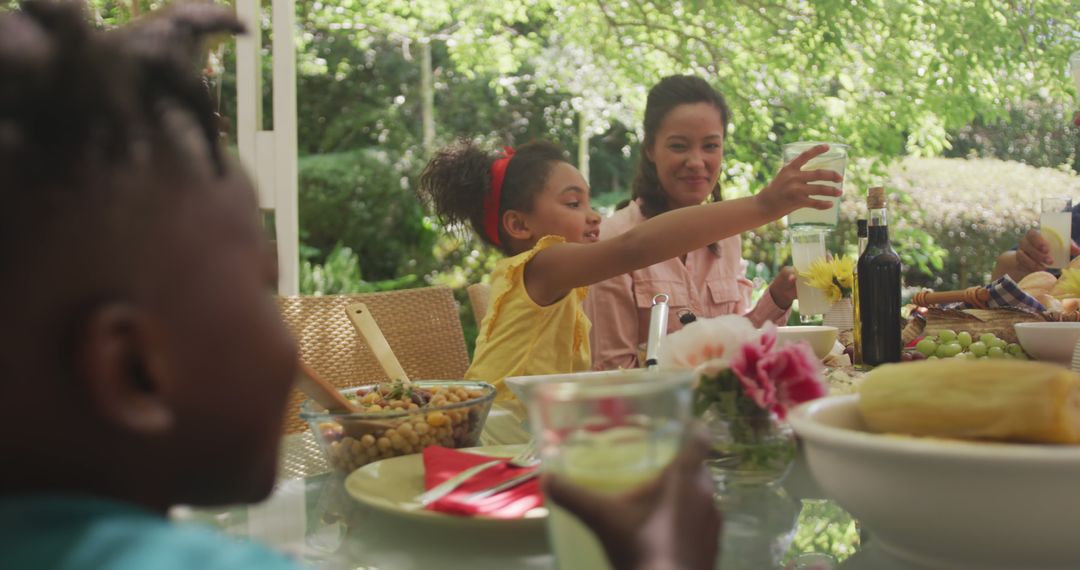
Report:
504,368,649,406
1014,322,1080,364
789,395,1080,570
344,444,547,529
776,325,838,360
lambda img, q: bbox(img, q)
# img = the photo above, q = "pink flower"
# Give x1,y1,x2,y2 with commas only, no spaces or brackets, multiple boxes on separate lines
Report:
759,342,826,419
731,330,825,419
730,326,779,410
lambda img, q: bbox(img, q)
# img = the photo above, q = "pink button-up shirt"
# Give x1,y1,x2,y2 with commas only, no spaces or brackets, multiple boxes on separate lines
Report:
584,200,791,371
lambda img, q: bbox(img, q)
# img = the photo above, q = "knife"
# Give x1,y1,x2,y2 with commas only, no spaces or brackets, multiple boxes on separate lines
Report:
462,469,540,504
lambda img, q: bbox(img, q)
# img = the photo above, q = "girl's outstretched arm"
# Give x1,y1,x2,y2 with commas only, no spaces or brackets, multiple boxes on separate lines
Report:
525,145,841,306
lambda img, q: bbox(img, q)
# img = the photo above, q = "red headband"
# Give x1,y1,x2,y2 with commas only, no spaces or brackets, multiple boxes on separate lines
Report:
483,146,515,246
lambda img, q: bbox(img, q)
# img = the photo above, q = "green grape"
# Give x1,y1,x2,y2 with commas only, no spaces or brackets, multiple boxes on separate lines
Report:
1006,343,1024,357
988,346,1006,359
990,338,1007,350
979,333,997,346
968,341,988,357
916,338,938,357
938,343,963,358
938,330,957,344
1003,353,1015,360
927,355,939,360
1014,352,1030,361
957,331,973,348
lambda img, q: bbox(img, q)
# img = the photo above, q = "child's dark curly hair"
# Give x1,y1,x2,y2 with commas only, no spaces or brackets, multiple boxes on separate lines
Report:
417,139,570,254
0,0,242,354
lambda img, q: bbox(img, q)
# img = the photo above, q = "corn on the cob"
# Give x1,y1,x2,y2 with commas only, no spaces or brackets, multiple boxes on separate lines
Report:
858,360,1080,444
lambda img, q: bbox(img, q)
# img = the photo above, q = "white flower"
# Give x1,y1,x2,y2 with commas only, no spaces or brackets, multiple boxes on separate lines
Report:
658,314,769,377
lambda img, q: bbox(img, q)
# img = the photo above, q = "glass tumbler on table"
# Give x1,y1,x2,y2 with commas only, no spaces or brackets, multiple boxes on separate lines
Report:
790,226,831,322
782,141,848,227
1041,197,1073,269
528,370,694,570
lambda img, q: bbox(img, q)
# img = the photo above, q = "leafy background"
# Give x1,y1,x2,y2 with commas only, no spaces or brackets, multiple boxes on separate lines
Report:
72,0,1080,354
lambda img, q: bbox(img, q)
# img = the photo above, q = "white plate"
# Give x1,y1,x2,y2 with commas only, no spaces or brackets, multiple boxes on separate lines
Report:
344,444,547,529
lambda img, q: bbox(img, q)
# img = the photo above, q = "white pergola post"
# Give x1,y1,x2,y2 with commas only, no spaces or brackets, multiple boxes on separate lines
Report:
236,0,299,296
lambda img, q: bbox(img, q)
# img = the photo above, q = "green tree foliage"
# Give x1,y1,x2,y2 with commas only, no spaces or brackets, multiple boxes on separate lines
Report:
70,0,1080,302
298,149,437,281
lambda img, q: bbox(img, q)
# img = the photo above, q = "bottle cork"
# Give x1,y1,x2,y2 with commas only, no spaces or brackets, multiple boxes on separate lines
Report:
867,186,886,209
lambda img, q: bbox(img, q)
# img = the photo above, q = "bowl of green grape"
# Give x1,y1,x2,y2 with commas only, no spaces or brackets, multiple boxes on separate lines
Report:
905,329,1029,362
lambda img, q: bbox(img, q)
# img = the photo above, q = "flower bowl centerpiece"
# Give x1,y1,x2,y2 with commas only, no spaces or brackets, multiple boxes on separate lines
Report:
660,315,827,488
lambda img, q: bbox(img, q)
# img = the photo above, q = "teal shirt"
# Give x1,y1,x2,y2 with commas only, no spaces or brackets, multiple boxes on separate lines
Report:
0,495,300,570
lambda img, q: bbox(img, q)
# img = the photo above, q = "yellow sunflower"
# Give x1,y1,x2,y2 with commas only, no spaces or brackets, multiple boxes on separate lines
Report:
803,258,843,304
1052,268,1080,299
831,256,856,291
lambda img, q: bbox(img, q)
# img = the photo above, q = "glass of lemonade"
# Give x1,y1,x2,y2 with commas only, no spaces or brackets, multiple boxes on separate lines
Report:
529,370,694,570
790,226,831,321
782,141,848,227
1041,197,1073,269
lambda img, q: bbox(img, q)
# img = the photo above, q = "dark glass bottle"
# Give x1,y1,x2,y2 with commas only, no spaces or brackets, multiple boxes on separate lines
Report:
857,188,901,365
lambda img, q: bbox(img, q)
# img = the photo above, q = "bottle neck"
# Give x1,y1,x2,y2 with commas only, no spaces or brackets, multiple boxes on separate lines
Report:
868,207,887,227
867,207,889,244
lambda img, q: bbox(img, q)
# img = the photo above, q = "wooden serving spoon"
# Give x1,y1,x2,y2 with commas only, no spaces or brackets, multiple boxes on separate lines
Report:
295,361,393,437
345,302,411,385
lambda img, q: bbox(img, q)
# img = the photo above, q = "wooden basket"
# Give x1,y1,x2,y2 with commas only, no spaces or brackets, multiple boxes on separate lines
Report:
901,307,1080,346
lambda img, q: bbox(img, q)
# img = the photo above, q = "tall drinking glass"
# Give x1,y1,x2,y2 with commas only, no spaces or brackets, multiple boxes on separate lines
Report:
790,226,831,321
783,142,849,227
529,370,694,570
1041,197,1073,269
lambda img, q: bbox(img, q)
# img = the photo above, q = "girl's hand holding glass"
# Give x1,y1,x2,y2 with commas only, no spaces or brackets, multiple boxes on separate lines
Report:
756,144,844,216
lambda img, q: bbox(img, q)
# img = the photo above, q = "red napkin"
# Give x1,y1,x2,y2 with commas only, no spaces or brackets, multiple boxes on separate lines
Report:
421,446,542,519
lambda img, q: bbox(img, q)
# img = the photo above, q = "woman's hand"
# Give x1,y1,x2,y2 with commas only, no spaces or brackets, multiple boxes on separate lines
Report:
756,144,843,218
767,266,798,310
543,431,721,570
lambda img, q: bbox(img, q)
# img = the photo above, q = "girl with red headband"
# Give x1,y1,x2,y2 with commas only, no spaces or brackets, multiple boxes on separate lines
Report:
418,139,839,400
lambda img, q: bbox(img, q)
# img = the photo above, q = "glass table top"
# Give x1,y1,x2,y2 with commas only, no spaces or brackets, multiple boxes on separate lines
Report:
177,416,933,570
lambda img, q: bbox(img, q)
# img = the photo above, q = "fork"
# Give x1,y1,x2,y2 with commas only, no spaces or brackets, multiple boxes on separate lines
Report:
412,441,539,507
461,442,540,504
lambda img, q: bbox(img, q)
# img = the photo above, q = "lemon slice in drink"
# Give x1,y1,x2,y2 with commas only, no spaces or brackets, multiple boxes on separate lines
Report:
1042,226,1067,253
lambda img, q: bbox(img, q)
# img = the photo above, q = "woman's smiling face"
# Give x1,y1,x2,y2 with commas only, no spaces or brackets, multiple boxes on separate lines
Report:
646,102,726,210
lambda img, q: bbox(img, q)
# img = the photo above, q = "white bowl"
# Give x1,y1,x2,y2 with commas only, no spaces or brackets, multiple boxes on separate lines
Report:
1014,322,1080,364
789,395,1080,569
776,325,838,359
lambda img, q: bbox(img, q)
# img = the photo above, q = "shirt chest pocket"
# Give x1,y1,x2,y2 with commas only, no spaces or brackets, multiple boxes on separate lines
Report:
706,278,744,310
633,279,691,311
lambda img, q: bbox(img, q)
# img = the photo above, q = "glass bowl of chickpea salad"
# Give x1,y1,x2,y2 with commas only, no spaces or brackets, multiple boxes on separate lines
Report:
300,380,497,474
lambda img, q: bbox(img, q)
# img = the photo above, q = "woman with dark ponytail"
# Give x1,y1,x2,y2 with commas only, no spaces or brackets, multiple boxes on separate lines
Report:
586,75,825,371
419,128,839,398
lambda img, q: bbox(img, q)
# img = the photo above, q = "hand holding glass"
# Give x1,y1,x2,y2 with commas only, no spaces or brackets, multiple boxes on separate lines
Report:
783,142,849,227
529,371,693,570
1041,197,1073,269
